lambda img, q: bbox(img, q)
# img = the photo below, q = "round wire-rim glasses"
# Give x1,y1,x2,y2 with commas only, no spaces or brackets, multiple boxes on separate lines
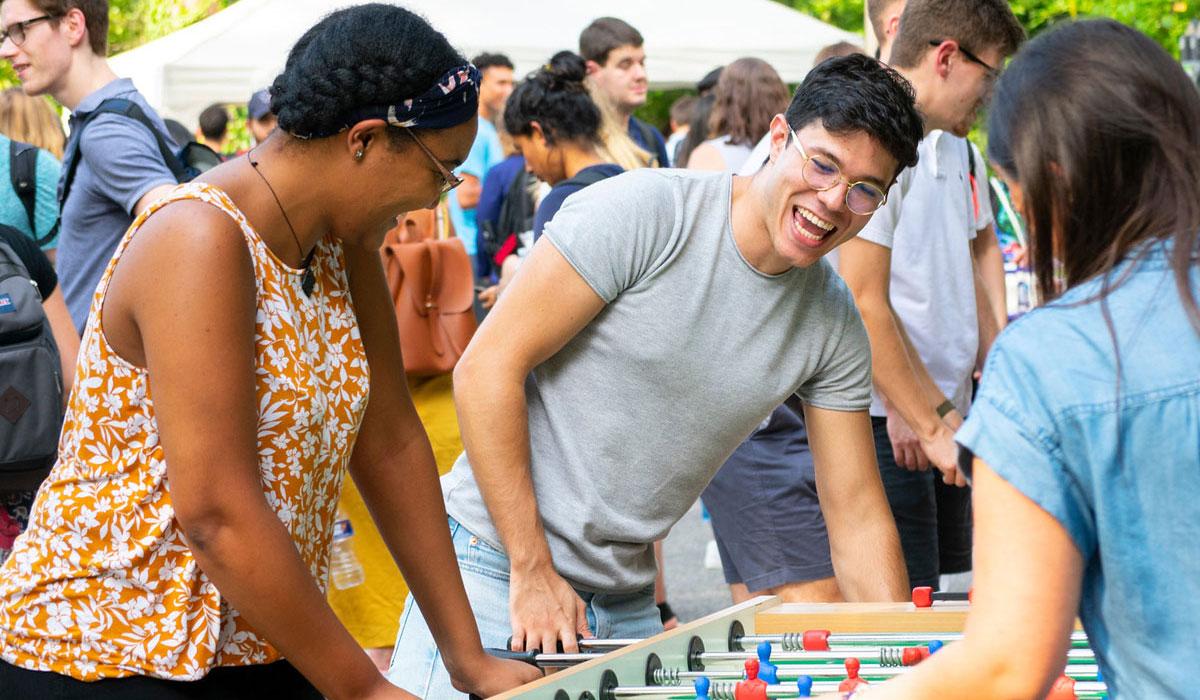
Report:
787,127,888,216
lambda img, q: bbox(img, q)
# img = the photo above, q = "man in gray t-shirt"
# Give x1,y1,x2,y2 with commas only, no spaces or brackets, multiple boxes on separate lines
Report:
0,1,179,331
389,55,924,699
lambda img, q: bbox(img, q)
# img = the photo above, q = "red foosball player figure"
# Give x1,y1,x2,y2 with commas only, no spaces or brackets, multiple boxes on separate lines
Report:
734,658,768,700
1045,675,1076,700
838,657,869,694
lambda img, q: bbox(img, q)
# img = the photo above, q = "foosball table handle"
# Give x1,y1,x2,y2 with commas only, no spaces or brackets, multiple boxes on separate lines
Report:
483,647,542,666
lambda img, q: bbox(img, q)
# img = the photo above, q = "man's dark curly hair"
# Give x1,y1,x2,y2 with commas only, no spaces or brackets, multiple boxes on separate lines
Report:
785,54,923,175
268,4,466,142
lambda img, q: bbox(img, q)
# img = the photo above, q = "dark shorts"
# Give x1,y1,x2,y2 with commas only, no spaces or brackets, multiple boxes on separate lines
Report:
0,659,321,700
701,401,834,591
871,416,972,589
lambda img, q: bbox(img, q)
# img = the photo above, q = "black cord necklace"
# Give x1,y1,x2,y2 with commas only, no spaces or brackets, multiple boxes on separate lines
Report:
246,150,316,296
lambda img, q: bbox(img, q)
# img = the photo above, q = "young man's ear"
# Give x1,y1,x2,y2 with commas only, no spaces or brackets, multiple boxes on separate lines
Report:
931,40,958,79
63,7,90,50
584,60,602,76
767,114,790,165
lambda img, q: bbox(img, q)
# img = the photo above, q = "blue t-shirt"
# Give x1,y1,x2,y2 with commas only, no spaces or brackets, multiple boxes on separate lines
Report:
956,241,1200,698
447,117,504,258
628,116,670,169
532,164,624,240
477,154,525,236
0,135,61,250
58,78,178,330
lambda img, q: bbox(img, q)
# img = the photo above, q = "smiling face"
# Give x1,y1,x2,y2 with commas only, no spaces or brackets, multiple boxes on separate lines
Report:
340,118,476,247
0,0,74,98
587,44,648,113
758,116,898,269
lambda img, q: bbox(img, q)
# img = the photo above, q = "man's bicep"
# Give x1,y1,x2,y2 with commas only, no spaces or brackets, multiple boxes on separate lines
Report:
805,406,877,485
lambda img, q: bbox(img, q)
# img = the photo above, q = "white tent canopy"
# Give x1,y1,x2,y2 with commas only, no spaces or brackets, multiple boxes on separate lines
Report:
111,0,859,126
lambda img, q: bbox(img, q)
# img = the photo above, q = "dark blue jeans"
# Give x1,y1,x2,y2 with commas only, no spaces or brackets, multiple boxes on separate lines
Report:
871,417,972,589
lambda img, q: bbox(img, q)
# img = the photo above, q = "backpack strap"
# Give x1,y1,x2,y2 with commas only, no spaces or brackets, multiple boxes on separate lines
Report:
58,98,186,219
9,139,39,239
633,118,661,167
965,140,981,222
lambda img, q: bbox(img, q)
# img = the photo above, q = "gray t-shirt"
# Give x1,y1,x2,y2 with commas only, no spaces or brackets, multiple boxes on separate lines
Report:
442,169,871,593
57,78,178,330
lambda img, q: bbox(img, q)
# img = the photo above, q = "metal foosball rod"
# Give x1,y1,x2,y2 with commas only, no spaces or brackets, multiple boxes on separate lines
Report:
488,642,1097,671
648,663,1104,685
609,680,1111,699
695,647,1097,666
736,629,1092,651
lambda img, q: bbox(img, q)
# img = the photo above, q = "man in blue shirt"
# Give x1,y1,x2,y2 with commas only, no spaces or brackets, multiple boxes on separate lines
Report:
0,0,179,331
580,17,671,168
448,53,512,267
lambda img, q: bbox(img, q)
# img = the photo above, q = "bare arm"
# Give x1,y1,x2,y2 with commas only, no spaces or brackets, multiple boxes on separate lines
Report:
861,459,1083,698
127,205,400,700
340,243,541,695
804,405,907,601
453,237,606,654
41,287,78,400
455,173,482,210
972,227,1006,356
684,142,728,172
837,237,963,482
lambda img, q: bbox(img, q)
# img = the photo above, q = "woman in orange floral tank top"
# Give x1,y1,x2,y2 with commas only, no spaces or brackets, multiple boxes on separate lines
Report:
0,6,539,699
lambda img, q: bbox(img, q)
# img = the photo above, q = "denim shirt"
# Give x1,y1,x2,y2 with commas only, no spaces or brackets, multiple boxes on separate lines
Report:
957,241,1200,698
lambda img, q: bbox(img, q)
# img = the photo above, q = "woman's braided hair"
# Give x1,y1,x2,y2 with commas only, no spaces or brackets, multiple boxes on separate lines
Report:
269,4,466,139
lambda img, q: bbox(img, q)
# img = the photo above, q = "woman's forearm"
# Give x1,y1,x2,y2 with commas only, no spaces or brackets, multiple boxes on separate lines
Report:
349,416,491,685
181,503,385,700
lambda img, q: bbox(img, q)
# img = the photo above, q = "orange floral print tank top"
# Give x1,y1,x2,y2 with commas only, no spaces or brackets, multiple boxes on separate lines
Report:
0,183,370,680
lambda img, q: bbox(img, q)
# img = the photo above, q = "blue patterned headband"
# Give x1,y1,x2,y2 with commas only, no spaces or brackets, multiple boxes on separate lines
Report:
295,64,481,139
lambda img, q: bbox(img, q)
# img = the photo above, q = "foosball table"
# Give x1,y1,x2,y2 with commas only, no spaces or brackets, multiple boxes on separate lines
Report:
489,588,1105,699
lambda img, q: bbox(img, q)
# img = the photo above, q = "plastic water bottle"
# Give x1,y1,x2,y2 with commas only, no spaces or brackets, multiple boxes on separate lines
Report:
330,510,365,590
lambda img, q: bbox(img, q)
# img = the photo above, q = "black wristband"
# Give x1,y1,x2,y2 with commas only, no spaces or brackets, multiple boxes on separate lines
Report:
657,601,676,624
936,399,956,419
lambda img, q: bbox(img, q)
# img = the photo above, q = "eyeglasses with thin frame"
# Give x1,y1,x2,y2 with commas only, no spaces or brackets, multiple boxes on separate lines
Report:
0,14,56,47
787,128,888,216
402,127,463,195
928,39,1000,82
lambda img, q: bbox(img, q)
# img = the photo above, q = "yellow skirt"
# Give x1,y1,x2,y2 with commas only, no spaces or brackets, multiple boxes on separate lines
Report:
328,374,462,648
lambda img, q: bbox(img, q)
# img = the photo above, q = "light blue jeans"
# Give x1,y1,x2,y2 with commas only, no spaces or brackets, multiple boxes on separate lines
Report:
386,517,663,699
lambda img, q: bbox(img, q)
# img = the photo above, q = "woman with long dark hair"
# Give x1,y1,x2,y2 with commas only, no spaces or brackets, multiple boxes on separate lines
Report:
686,58,790,172
504,51,624,241
0,5,539,699
863,19,1200,699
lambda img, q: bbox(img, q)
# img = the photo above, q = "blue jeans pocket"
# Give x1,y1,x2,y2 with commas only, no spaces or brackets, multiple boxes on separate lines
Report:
453,519,510,583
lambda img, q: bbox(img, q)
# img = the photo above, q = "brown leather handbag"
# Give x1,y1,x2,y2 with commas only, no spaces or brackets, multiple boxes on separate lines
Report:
380,208,477,376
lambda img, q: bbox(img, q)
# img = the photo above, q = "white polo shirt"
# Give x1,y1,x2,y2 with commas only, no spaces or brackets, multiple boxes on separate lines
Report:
858,130,993,418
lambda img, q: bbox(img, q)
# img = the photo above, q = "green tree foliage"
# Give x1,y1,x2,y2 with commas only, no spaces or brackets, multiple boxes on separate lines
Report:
108,0,236,56
776,0,866,32
773,0,1194,56
1008,0,1190,56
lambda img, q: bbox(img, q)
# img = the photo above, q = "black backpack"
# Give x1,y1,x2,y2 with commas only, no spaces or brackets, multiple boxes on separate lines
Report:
0,232,63,491
58,98,222,219
479,168,536,266
8,140,44,245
